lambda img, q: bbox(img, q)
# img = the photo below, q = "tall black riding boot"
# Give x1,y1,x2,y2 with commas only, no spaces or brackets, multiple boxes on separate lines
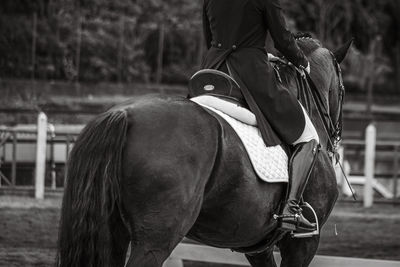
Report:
278,139,320,233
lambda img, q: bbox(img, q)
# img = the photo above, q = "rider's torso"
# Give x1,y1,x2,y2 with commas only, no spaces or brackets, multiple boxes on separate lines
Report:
204,0,267,50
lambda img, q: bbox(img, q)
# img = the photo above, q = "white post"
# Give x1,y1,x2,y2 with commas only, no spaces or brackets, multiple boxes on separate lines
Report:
333,146,353,197
364,123,376,208
343,160,352,197
35,112,47,199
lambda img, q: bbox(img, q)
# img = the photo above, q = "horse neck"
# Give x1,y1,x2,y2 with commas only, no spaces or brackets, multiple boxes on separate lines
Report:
308,51,338,152
280,51,336,151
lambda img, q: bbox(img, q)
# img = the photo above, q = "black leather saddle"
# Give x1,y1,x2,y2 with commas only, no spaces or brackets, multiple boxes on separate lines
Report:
188,69,245,105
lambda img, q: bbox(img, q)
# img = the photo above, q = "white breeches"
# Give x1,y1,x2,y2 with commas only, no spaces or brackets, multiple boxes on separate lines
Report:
292,103,320,145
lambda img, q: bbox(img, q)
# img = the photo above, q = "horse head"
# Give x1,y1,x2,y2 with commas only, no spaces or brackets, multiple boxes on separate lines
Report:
329,39,353,145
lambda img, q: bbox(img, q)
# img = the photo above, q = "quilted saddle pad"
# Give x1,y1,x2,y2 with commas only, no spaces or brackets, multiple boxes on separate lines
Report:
192,99,289,183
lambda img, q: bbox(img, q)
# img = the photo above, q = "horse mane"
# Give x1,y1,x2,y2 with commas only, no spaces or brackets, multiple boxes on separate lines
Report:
278,33,334,92
295,35,322,56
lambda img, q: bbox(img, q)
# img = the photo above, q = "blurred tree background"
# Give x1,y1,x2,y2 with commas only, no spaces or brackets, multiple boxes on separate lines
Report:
0,0,399,93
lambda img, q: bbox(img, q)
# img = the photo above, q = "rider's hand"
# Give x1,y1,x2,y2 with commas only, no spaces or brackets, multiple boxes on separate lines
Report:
268,53,281,62
299,62,310,75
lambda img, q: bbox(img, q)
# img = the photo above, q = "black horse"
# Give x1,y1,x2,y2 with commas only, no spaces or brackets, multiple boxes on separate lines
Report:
57,37,351,267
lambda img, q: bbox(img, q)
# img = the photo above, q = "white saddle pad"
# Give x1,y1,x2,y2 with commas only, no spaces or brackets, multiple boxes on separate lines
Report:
192,98,289,183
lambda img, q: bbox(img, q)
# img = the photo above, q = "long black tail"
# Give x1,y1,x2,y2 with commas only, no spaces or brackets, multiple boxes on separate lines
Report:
56,110,128,267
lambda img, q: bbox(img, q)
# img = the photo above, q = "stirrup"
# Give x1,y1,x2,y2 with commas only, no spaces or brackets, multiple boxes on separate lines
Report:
291,202,319,238
273,202,319,238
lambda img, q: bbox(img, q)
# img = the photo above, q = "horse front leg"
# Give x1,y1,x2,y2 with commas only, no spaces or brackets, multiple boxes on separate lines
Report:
245,249,277,267
277,234,320,267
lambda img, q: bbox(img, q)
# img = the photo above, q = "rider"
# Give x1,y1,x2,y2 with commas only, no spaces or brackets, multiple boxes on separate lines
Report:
201,0,319,233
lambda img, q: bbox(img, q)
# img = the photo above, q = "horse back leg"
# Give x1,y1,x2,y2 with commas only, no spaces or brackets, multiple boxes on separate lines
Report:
123,186,205,267
245,249,277,267
277,235,320,267
121,150,211,266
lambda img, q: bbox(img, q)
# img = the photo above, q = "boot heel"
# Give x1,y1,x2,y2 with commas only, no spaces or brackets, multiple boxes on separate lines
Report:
280,222,296,231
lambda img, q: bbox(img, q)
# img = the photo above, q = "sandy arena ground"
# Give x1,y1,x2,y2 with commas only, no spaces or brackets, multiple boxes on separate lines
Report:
0,196,399,267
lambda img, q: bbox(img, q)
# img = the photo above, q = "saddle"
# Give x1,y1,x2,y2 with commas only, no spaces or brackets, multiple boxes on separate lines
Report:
190,69,289,183
188,67,319,241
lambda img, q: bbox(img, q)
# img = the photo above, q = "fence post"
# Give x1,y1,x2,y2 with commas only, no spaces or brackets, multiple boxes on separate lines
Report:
393,145,399,200
341,160,353,197
11,131,17,187
64,135,71,186
35,112,47,199
364,123,376,208
48,124,56,190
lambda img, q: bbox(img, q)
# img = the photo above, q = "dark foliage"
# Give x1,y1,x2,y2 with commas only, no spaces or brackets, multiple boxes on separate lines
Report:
0,0,399,92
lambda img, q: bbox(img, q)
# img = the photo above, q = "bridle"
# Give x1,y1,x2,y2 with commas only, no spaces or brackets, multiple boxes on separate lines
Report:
327,51,345,156
292,35,354,196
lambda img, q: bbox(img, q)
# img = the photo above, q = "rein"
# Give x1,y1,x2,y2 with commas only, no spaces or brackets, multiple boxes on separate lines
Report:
271,51,344,155
276,48,344,157
299,54,356,200
329,51,345,154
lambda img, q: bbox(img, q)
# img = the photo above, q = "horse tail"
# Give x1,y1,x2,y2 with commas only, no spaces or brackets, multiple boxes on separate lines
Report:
56,109,128,267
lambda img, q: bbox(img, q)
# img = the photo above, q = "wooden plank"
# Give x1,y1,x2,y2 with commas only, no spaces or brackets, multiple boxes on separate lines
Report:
166,243,400,267
342,139,400,147
349,176,393,199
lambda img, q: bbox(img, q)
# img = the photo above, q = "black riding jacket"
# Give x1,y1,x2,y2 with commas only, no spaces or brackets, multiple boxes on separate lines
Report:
202,0,307,145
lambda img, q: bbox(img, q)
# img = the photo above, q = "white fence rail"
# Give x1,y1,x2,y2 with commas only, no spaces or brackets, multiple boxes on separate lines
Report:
337,123,400,206
2,121,399,204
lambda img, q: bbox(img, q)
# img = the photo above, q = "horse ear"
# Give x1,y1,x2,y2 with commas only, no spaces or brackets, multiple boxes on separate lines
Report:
333,38,354,64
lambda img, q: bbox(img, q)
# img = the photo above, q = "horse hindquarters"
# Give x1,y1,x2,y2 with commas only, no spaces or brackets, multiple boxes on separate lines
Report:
119,98,220,266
